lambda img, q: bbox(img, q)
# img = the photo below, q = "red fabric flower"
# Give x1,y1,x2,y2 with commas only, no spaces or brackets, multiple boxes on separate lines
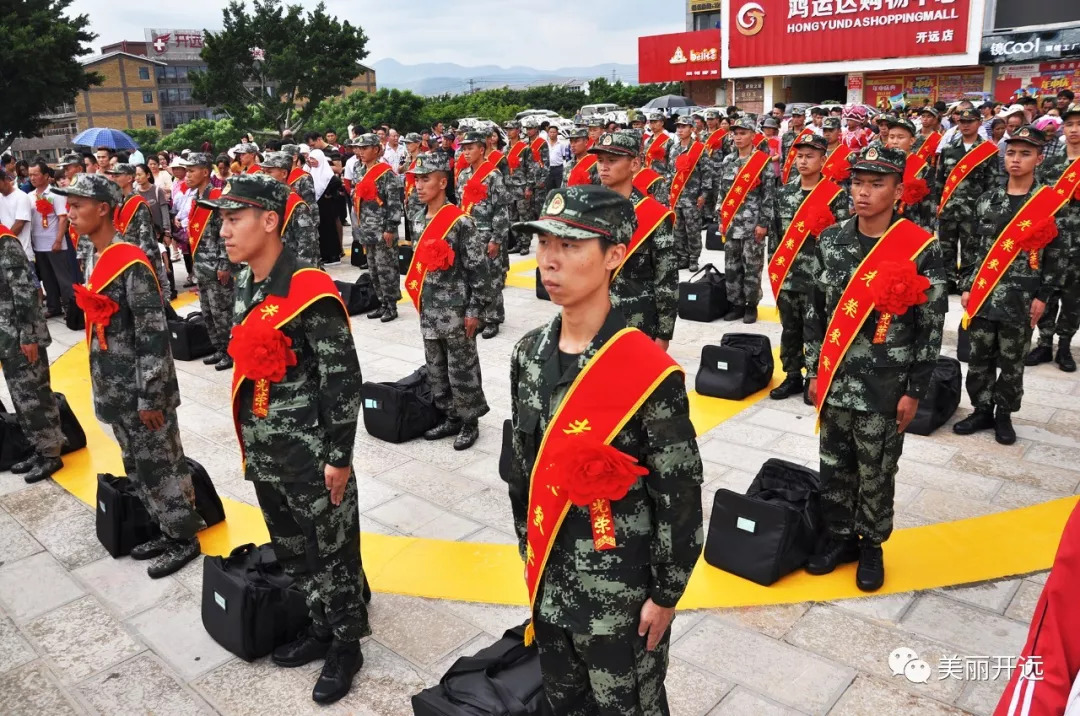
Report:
35,198,53,216
870,260,931,316
1017,217,1058,253
674,153,692,173
356,178,379,203
228,319,297,383
74,284,119,326
807,204,835,237
462,179,488,208
902,178,930,206
548,442,649,507
647,137,667,161
823,159,851,183
507,150,522,171
417,239,455,271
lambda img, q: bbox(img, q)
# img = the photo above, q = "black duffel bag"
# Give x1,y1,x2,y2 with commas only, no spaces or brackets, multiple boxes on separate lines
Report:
337,274,379,316
678,264,727,322
96,473,161,558
169,311,215,361
0,402,32,470
535,267,550,302
65,293,85,331
412,623,552,716
956,322,970,363
705,222,725,251
350,240,368,268
398,243,414,275
201,543,311,661
695,333,774,400
361,367,443,443
187,457,225,528
499,419,514,482
907,357,962,436
704,458,823,586
55,392,86,455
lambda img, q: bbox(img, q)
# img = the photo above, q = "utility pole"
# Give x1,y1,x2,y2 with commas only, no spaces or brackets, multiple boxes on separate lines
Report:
468,78,476,94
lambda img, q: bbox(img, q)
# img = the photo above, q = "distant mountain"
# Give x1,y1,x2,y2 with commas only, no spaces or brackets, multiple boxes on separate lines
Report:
370,58,638,96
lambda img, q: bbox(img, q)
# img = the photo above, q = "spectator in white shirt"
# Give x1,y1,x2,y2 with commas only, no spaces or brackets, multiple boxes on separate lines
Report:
27,160,76,317
0,169,34,264
546,125,570,189
381,130,407,174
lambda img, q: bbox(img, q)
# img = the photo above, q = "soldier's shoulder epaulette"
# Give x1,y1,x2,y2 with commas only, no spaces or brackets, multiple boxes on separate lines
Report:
513,324,548,363
819,218,850,243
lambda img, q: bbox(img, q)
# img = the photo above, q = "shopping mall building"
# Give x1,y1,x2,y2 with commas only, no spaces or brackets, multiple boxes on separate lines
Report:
639,0,1079,114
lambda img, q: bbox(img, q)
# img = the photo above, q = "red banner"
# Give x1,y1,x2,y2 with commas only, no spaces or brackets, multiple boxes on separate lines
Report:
638,30,721,84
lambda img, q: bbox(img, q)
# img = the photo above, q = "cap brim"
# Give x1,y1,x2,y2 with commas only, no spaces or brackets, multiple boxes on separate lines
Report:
850,162,901,175
512,218,606,241
196,196,266,211
1005,137,1044,148
587,145,635,156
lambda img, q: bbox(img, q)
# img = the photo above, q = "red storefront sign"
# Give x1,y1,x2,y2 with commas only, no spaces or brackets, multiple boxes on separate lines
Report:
993,61,1080,101
723,0,977,76
638,30,721,84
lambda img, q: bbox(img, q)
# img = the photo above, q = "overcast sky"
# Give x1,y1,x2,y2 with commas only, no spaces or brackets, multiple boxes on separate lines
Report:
66,0,684,70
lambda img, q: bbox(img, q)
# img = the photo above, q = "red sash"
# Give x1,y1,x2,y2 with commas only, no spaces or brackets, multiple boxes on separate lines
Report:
461,161,497,214
937,140,998,217
189,188,222,256
530,137,545,164
487,150,504,165
507,142,528,174
68,225,79,249
404,204,467,312
753,132,767,149
822,145,852,182
768,179,842,299
668,142,705,205
705,129,727,156
286,168,306,186
0,226,15,242
113,195,149,235
963,187,1075,327
613,198,673,281
522,328,681,645
282,192,304,231
915,131,943,164
719,150,769,233
230,268,347,461
815,219,936,413
454,154,468,183
566,155,598,187
781,128,814,184
1050,154,1080,200
586,137,596,150
633,168,663,196
645,132,669,163
404,159,417,200
83,243,159,348
353,162,392,217
245,164,261,175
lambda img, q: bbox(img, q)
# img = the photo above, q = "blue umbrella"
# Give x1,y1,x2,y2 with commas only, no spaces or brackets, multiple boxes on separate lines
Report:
72,127,140,150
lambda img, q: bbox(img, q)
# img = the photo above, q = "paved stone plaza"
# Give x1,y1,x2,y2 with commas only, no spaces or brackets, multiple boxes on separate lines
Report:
0,246,1077,715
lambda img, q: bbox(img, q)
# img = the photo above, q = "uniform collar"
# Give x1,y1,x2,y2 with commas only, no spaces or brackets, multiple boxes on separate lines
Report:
537,308,627,392
833,212,904,246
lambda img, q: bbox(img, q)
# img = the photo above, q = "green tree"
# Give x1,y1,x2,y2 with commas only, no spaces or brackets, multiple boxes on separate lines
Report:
0,0,101,152
125,128,161,155
191,0,368,134
309,88,426,135
157,119,243,155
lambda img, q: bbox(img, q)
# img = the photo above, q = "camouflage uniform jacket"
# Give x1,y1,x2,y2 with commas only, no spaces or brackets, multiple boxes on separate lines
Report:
506,309,703,634
354,162,403,244
670,140,711,205
933,135,1002,223
716,150,776,240
610,187,679,341
560,154,600,188
645,132,675,185
292,172,317,207
959,185,1066,323
806,216,947,414
409,202,491,339
780,129,808,167
0,233,50,359
458,164,511,245
120,198,170,291
505,141,530,189
1035,148,1080,261
232,250,360,482
526,136,550,193
88,236,180,423
192,184,232,274
770,178,850,294
281,195,322,268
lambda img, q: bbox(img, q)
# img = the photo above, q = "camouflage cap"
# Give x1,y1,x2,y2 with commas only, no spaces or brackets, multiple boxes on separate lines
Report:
186,152,214,168
355,133,381,148
104,163,136,176
645,110,665,123
458,131,486,146
850,145,905,175
674,115,694,126
588,131,638,157
956,107,980,122
1062,103,1080,120
627,111,646,124
1005,125,1046,148
885,115,917,135
281,143,301,157
762,117,780,129
236,142,260,155
59,153,82,166
403,132,423,144
51,173,122,207
793,133,827,152
503,119,521,130
919,106,940,118
822,117,842,130
512,185,636,244
586,116,607,128
567,127,589,140
732,116,757,132
875,113,894,124
258,151,293,170
196,173,289,214
704,109,721,120
406,152,450,175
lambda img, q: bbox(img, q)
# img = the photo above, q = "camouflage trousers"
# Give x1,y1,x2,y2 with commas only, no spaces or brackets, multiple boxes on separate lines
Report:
194,266,236,353
480,239,508,326
966,316,1030,413
3,347,62,458
253,476,370,642
673,203,703,267
110,410,205,540
365,239,402,308
937,220,969,285
423,333,490,423
723,237,765,307
1037,261,1080,345
534,620,671,716
776,289,811,375
818,404,904,544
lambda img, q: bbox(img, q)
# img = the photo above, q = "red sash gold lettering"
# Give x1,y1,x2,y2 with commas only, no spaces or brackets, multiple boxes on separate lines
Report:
84,243,160,348
937,140,998,217
668,142,705,206
113,195,149,235
286,168,306,186
781,128,814,184
915,131,943,164
404,204,467,312
768,179,842,299
815,219,935,414
705,129,727,156
353,162,392,218
720,150,769,234
822,145,852,182
230,268,347,461
530,137,545,164
522,328,681,645
507,142,528,174
460,161,497,214
566,155,599,186
189,188,222,256
633,168,663,196
282,192,304,231
645,132,669,163
613,198,674,281
962,186,1074,328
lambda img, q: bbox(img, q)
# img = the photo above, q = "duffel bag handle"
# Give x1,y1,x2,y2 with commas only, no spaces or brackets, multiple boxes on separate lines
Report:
688,263,722,283
441,642,535,716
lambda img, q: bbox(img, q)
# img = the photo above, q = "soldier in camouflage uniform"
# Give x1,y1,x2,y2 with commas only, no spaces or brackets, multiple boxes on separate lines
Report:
701,109,730,217
201,174,368,705
257,152,322,268
670,115,710,272
770,134,850,401
506,185,703,715
503,120,532,253
57,174,206,578
104,164,170,291
521,118,551,255
562,127,600,188
644,110,675,205
912,107,942,162
408,153,491,450
457,132,511,340
0,222,65,484
805,146,947,592
883,116,938,234
954,126,1065,445
352,133,403,322
780,107,808,171
933,107,1002,292
586,115,606,146
1026,103,1080,372
717,116,776,323
282,144,319,226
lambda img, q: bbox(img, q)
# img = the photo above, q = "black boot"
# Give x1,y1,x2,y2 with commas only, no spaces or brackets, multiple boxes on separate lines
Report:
130,534,171,561
147,537,200,579
272,624,333,668
855,541,885,592
366,306,385,320
481,323,499,339
312,640,363,704
722,305,744,321
10,453,40,475
1056,341,1076,373
770,373,804,400
380,306,398,323
202,351,224,365
953,408,994,435
24,455,62,484
1025,344,1053,366
214,355,234,371
424,418,462,441
742,306,758,324
806,534,859,575
994,408,1016,445
453,421,479,451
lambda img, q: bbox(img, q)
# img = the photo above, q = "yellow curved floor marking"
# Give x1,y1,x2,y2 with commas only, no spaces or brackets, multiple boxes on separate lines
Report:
46,300,1072,607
